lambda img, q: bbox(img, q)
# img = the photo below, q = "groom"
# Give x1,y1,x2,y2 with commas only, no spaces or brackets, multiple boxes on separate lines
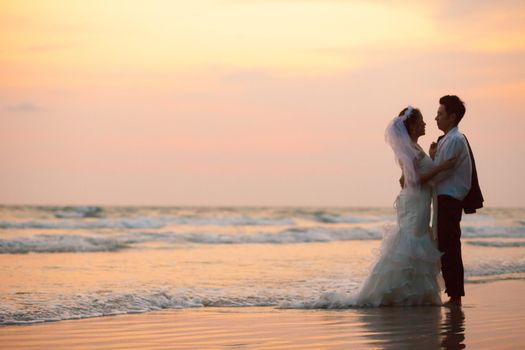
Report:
430,95,483,307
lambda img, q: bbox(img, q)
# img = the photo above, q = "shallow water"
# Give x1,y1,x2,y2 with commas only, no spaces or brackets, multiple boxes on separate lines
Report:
1,281,523,350
1,206,524,324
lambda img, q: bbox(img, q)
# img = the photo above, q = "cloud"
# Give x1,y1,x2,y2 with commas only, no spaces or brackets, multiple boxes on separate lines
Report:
3,102,44,113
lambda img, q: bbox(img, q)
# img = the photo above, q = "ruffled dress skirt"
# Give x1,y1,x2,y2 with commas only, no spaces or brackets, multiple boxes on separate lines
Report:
313,186,444,308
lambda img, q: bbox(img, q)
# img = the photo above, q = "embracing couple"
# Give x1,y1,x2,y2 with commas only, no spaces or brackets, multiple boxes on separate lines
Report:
314,95,484,309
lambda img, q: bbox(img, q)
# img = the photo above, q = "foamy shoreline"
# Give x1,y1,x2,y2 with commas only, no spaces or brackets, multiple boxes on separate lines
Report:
1,280,523,350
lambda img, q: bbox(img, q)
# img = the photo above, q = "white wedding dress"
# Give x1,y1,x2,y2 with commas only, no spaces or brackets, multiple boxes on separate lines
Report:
314,151,444,308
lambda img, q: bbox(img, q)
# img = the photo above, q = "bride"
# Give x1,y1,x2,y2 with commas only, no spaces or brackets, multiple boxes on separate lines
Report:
315,106,455,307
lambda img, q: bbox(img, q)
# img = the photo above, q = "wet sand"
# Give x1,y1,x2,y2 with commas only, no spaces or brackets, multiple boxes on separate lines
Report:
1,280,523,349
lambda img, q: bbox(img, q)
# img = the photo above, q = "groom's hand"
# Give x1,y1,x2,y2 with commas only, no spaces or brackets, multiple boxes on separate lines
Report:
429,142,437,160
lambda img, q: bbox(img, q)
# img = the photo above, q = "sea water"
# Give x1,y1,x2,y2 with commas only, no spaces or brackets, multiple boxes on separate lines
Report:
1,205,524,324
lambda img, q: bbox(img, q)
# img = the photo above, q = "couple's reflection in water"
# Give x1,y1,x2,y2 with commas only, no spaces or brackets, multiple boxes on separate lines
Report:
354,305,465,349
440,306,466,349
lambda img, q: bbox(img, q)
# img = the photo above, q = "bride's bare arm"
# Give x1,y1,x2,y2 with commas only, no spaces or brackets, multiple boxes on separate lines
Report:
419,157,456,184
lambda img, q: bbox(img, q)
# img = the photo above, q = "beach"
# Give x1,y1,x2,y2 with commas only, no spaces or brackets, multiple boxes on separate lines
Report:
1,206,524,349
1,280,523,349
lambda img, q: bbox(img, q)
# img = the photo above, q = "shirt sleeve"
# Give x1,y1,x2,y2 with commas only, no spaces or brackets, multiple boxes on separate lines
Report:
432,136,464,184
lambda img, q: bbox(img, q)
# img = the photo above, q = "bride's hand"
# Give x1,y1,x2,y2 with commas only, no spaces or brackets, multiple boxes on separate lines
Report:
429,142,438,159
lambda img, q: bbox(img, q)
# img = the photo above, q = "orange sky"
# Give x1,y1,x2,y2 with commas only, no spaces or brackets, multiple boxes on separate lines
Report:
1,0,525,206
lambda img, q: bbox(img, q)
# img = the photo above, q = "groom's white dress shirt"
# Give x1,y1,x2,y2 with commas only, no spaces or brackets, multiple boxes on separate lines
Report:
434,127,472,201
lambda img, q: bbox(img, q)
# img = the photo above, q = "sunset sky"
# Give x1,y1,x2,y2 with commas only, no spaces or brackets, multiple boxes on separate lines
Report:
1,0,524,206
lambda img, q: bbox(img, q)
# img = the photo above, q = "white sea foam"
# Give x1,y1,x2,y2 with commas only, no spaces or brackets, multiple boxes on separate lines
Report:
466,241,525,247
0,234,127,253
0,227,385,253
2,258,525,324
0,288,299,325
310,213,377,224
465,258,525,277
179,227,383,244
3,224,525,254
0,216,295,230
54,206,103,218
0,218,166,230
461,225,525,238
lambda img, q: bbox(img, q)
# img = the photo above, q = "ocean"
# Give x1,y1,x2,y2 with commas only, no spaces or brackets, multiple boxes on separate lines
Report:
1,205,524,325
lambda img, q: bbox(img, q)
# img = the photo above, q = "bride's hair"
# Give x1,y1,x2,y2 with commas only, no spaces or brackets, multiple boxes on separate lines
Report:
385,106,423,189
398,107,422,136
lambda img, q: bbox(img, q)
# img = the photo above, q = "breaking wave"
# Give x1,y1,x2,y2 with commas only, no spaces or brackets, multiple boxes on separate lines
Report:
2,258,525,325
0,288,285,325
0,216,295,230
466,241,525,247
0,227,384,254
3,224,525,254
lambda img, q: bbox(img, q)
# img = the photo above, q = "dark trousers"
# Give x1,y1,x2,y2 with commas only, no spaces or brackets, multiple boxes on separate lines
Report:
437,195,465,297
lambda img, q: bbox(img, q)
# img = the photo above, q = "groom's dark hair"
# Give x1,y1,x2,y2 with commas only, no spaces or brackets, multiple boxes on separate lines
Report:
439,95,466,124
